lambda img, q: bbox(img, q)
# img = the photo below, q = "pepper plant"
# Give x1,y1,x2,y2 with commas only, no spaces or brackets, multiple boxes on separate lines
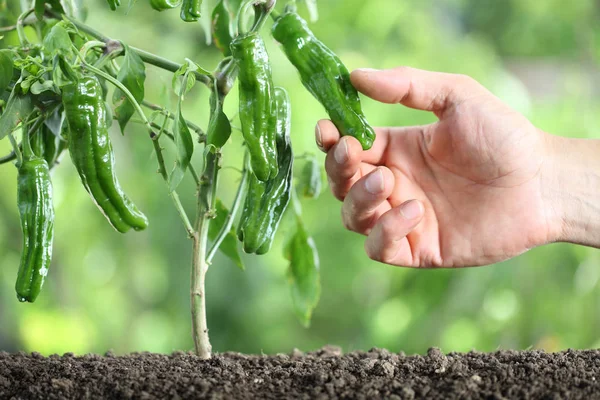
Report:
0,0,374,359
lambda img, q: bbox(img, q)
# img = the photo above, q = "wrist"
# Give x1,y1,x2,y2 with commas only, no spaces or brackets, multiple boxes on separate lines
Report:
541,132,600,247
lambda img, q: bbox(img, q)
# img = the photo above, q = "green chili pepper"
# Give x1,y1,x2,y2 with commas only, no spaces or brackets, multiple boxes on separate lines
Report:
300,157,322,199
15,136,54,303
237,87,293,255
150,0,182,11
29,128,46,159
230,32,278,182
106,0,120,10
180,0,201,21
62,75,148,233
211,0,234,56
272,12,376,150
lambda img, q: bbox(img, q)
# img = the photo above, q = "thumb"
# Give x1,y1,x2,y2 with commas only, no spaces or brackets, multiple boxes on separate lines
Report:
350,67,484,116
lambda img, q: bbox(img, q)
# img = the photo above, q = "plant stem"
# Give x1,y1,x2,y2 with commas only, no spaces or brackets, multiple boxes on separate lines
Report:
191,150,220,359
16,9,34,45
52,11,212,87
206,165,248,264
142,100,206,140
150,118,195,236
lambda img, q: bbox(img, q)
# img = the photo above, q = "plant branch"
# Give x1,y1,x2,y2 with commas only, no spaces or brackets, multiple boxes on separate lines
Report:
142,100,206,141
206,165,248,264
51,11,212,87
150,117,195,236
191,150,220,359
16,8,34,45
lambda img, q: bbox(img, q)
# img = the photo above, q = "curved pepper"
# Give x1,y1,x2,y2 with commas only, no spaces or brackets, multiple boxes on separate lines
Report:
62,75,148,233
272,12,376,150
230,32,278,182
237,87,293,255
180,0,202,21
15,147,54,303
211,0,234,56
150,0,182,11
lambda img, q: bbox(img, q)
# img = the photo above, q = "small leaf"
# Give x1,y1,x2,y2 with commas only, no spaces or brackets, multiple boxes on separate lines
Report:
0,89,33,141
285,218,321,327
169,96,194,192
112,44,146,133
60,0,88,20
206,79,231,148
0,50,14,94
29,80,57,95
42,24,73,55
43,108,64,136
208,199,244,270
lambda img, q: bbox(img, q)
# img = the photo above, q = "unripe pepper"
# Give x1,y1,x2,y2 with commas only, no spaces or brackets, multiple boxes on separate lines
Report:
272,12,376,150
230,32,278,182
62,75,148,233
238,87,293,254
15,144,54,303
150,0,182,11
180,0,201,21
29,125,67,169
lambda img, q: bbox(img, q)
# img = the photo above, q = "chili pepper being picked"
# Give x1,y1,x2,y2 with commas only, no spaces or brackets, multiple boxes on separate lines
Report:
62,75,148,233
230,32,278,182
150,0,182,11
15,131,55,303
237,87,293,255
180,0,202,21
272,11,376,150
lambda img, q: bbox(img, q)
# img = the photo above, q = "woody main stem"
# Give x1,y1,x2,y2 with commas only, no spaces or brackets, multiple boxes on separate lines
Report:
191,151,220,359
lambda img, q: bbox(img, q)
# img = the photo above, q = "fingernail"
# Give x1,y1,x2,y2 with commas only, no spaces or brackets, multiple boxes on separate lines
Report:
355,68,379,73
315,124,323,149
365,168,384,194
334,138,349,164
400,200,423,220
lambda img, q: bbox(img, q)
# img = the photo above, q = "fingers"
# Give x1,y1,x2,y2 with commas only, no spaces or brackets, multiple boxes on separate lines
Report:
341,167,394,235
364,200,425,266
350,67,485,117
324,134,364,200
316,119,389,164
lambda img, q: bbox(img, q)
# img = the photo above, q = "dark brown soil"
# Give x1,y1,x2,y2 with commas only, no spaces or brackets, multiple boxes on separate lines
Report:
2,346,600,399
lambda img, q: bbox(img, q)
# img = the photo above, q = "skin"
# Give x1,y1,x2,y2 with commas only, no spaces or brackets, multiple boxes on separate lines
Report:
317,66,600,268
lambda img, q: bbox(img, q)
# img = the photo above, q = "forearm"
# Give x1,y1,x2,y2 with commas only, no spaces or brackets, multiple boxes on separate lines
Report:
542,132,600,247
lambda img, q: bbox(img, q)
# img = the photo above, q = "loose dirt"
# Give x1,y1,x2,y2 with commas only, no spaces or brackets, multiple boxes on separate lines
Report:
1,346,599,399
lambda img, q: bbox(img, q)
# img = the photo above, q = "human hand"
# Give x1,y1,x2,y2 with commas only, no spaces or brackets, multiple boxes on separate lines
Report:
317,67,559,268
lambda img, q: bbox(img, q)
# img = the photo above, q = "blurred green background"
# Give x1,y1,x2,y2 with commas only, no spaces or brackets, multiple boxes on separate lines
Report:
1,0,599,356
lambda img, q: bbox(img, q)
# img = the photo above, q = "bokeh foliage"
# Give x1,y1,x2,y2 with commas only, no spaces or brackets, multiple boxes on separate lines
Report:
0,0,599,355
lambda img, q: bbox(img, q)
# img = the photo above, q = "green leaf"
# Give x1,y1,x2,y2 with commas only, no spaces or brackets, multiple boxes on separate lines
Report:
208,199,244,270
30,80,57,95
285,218,321,327
35,0,65,19
0,50,13,94
206,78,231,148
168,93,194,191
304,0,318,22
42,24,73,55
112,44,146,133
60,0,88,20
0,89,33,141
